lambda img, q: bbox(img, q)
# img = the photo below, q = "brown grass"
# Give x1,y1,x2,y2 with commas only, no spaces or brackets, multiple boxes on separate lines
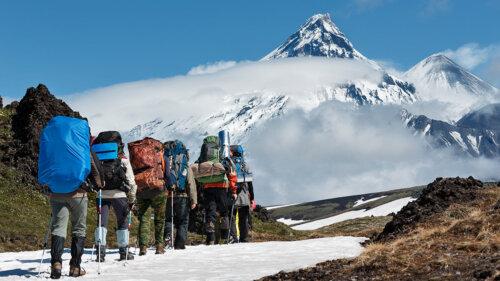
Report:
261,186,500,281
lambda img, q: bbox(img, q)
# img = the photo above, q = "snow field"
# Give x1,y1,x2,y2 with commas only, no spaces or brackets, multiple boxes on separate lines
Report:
292,197,416,230
0,237,367,281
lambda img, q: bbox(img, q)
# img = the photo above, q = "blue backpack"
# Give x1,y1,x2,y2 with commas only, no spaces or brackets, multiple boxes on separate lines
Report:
230,145,253,183
38,116,91,193
164,140,189,191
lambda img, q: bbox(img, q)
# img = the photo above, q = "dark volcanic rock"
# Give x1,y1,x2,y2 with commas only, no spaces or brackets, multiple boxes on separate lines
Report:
254,204,273,222
1,84,84,187
375,176,483,242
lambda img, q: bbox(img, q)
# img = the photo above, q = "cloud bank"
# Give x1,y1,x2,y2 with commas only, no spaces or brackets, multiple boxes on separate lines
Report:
67,57,500,205
246,102,500,205
68,58,380,133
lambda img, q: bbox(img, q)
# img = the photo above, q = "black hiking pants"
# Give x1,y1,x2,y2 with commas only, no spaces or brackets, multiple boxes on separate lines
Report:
230,206,250,242
164,196,190,249
204,188,231,241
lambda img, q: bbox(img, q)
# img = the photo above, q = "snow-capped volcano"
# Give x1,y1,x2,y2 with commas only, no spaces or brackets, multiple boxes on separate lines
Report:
404,54,498,99
120,14,418,152
262,13,367,60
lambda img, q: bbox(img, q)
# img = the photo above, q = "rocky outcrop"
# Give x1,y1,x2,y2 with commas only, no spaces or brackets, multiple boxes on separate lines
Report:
0,84,84,187
375,176,483,242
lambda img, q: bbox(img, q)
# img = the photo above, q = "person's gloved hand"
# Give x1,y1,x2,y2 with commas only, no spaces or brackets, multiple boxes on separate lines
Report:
251,200,256,211
232,193,237,200
129,203,138,216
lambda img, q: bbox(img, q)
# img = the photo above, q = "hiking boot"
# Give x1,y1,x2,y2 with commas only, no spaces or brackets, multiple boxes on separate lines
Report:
69,265,86,277
219,239,227,245
119,247,135,261
139,245,147,256
155,244,165,254
50,262,62,279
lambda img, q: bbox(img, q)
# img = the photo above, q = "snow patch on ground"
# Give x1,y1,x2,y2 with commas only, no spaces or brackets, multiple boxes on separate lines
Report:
277,218,307,225
265,203,299,210
292,197,416,230
0,237,367,281
353,195,387,207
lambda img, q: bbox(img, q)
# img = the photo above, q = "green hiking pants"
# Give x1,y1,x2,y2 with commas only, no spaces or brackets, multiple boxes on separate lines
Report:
137,193,167,247
50,196,88,238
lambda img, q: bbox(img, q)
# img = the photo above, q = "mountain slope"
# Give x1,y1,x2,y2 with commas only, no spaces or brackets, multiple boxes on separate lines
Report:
267,185,424,223
457,103,500,131
404,54,498,99
402,108,500,157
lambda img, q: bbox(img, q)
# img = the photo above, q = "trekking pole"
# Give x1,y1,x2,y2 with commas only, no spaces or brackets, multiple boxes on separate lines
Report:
38,213,52,276
170,189,174,249
227,199,235,244
97,189,102,275
125,210,132,262
90,243,95,262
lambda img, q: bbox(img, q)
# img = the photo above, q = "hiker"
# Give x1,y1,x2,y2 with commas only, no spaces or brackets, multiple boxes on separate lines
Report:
38,116,104,279
230,182,255,242
229,145,255,243
128,137,173,255
193,134,237,245
92,131,137,262
163,141,197,249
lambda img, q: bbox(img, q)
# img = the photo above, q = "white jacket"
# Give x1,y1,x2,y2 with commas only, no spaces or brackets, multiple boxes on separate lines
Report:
101,157,137,203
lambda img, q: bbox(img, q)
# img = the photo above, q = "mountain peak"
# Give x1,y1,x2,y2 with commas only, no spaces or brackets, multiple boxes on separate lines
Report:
262,13,366,60
404,54,498,97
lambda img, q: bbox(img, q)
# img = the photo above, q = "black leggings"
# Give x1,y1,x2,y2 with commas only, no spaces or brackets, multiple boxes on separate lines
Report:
96,197,128,230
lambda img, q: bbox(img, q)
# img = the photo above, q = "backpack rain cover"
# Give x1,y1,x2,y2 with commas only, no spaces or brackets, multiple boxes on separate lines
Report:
38,116,91,193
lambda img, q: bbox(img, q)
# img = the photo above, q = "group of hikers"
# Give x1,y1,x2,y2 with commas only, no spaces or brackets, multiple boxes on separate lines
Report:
38,116,255,279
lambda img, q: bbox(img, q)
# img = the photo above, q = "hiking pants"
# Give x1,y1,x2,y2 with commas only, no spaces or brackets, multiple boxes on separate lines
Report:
164,196,190,248
230,206,250,242
137,193,167,247
96,198,128,230
204,188,231,239
50,197,88,238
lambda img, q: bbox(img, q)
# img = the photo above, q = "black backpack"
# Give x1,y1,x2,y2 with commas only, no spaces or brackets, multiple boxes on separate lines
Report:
92,131,129,192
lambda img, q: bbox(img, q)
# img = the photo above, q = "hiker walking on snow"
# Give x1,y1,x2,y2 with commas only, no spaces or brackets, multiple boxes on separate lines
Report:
230,182,255,243
229,145,255,243
91,131,137,262
128,138,173,256
193,135,237,245
163,142,197,249
38,117,104,279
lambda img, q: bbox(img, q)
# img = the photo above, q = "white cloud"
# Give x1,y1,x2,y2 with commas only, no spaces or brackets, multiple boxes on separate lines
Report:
425,0,451,13
484,58,500,88
187,61,238,75
67,57,380,133
441,43,500,70
246,102,500,205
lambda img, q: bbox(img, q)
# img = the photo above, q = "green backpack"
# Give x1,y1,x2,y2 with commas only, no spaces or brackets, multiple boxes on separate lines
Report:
198,136,221,163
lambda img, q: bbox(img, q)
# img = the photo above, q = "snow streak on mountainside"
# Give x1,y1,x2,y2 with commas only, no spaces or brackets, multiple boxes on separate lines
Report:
262,13,367,60
402,108,500,157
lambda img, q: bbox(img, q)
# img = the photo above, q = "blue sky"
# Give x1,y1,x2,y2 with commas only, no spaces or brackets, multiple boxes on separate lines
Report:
1,0,499,101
